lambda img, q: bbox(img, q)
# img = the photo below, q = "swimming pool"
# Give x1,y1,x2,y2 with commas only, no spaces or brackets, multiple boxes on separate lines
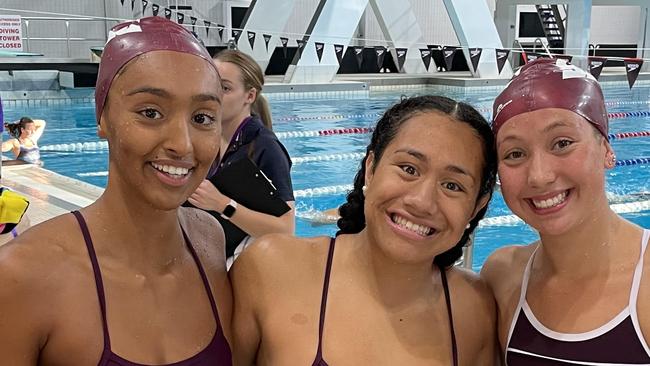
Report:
3,81,650,270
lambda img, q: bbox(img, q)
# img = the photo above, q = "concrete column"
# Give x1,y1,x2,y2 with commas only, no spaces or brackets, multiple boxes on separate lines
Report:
638,5,649,71
368,0,428,74
442,0,512,78
284,0,369,83
564,0,592,69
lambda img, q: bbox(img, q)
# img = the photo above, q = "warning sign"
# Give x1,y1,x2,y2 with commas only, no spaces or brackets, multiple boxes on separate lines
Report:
0,15,23,51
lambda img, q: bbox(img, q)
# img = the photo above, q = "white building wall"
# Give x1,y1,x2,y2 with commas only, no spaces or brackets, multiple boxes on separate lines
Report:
590,6,640,45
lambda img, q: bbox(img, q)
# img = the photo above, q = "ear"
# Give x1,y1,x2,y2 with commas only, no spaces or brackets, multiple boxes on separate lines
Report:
245,87,257,105
97,114,108,139
603,140,616,169
470,193,491,222
364,151,375,188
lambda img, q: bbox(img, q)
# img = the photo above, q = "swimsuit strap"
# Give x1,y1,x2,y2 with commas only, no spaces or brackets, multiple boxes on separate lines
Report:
71,210,112,350
439,265,458,366
181,227,223,328
315,237,336,358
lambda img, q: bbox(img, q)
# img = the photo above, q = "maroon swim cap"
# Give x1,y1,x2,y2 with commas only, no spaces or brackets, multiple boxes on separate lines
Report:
492,58,608,140
95,16,217,124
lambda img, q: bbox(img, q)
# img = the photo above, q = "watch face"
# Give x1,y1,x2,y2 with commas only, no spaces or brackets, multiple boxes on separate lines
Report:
222,204,236,218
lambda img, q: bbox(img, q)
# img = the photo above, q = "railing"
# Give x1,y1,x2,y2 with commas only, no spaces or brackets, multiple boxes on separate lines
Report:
21,16,111,58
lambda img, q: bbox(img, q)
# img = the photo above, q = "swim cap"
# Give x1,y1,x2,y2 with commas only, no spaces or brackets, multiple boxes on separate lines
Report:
95,16,216,124
492,58,608,140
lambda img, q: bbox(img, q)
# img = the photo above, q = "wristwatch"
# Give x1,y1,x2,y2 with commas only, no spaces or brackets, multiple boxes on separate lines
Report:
220,199,238,220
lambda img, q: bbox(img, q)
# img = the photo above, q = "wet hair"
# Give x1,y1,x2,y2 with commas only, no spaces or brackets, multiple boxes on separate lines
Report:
336,95,497,268
5,117,34,139
214,49,272,130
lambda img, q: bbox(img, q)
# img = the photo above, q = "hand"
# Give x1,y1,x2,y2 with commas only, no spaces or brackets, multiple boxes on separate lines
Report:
187,180,230,212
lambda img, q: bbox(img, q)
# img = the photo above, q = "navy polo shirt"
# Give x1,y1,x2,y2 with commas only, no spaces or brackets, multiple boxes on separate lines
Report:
213,116,294,202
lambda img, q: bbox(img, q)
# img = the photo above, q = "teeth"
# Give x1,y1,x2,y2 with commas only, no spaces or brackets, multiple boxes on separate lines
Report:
392,214,433,237
151,162,190,176
532,191,567,209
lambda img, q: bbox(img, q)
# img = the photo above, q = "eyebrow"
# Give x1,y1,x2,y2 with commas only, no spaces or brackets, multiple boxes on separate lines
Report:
394,148,476,181
126,87,221,103
499,120,574,144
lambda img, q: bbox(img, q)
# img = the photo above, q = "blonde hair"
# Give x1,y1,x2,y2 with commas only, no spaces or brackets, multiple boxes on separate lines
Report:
214,49,272,130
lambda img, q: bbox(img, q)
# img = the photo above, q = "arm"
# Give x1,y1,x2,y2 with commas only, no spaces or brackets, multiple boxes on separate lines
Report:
1,138,20,157
0,244,47,365
31,119,46,142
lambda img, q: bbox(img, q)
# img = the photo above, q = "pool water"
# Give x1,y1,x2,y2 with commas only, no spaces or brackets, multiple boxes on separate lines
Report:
3,82,650,270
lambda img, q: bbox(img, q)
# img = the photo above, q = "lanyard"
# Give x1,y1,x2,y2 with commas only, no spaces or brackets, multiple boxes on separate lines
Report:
209,116,253,177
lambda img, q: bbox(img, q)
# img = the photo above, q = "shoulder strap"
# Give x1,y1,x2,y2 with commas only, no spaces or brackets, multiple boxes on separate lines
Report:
439,266,458,366
71,210,112,350
315,237,336,359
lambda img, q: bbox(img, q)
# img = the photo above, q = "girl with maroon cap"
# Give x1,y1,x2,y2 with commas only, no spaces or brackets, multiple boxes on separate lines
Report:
481,58,650,365
0,17,232,365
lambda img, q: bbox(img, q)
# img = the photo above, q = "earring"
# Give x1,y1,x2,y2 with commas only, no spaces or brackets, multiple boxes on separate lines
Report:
362,185,367,196
611,154,617,165
465,223,471,229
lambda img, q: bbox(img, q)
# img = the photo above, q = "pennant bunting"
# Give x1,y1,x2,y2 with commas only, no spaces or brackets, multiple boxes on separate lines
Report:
164,7,171,20
176,12,184,24
232,29,242,44
469,47,482,73
554,54,573,63
442,46,457,71
354,46,364,70
280,37,288,58
120,0,125,5
587,56,607,80
263,34,272,52
296,39,305,58
217,24,225,41
204,20,211,36
315,42,324,62
152,3,159,16
142,0,148,13
495,48,510,74
525,52,543,64
131,0,135,11
247,31,256,50
375,46,386,70
334,44,344,65
624,58,644,89
190,16,197,32
419,48,432,71
395,48,408,71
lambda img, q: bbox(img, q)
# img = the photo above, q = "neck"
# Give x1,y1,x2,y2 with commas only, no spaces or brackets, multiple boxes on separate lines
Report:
221,111,252,145
351,230,439,307
536,205,625,278
84,187,187,273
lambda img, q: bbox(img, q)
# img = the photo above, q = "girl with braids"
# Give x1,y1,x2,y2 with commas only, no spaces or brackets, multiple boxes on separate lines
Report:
230,95,498,365
2,116,46,164
188,49,294,267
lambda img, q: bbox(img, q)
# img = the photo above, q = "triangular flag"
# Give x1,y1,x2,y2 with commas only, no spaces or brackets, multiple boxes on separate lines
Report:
232,29,242,44
334,44,344,65
395,48,408,71
375,46,386,70
247,31,256,50
525,52,543,64
190,16,197,32
164,7,171,20
315,42,324,62
296,39,305,57
217,24,224,41
469,47,482,73
442,46,457,71
204,20,211,36
152,3,159,16
587,56,607,80
495,48,510,74
131,0,135,11
263,34,272,51
420,48,432,71
142,0,148,13
354,46,364,70
624,58,644,89
280,37,288,58
120,0,125,5
176,12,184,24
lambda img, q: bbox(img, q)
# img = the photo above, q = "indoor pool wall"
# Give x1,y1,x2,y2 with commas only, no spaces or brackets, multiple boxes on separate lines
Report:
3,81,650,270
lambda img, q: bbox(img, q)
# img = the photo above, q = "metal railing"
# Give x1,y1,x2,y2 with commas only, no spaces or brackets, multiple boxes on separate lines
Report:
21,16,111,58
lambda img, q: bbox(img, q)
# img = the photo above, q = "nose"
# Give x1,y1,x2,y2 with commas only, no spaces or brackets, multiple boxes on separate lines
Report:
403,179,439,216
163,115,193,157
526,151,556,188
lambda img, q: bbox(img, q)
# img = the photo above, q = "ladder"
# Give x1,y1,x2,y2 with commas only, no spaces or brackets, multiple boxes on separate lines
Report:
535,5,566,50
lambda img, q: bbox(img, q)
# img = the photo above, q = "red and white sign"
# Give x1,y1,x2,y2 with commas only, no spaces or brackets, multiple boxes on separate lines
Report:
0,15,23,51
